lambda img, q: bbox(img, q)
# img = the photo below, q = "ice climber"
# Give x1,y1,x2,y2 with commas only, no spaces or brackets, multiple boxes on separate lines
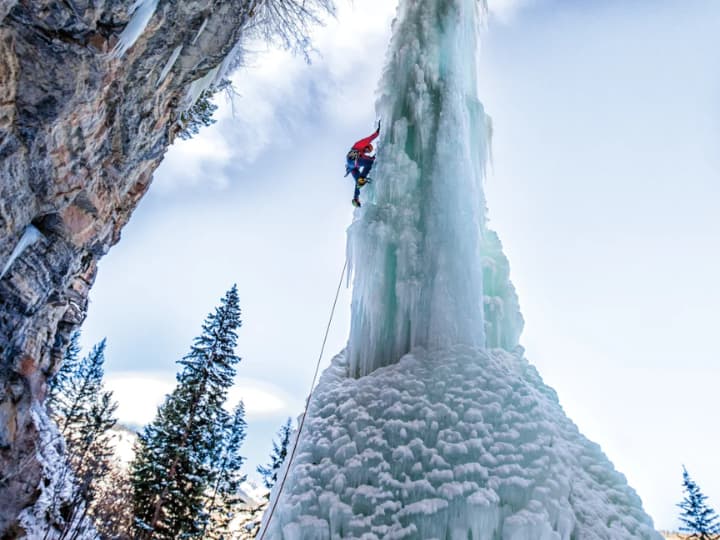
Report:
345,121,380,207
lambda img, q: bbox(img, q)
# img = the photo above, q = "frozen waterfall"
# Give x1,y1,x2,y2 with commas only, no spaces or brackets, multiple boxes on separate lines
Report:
346,0,522,378
261,0,663,538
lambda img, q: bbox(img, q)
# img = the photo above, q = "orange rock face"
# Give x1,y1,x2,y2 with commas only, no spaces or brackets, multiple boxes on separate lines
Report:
0,0,251,534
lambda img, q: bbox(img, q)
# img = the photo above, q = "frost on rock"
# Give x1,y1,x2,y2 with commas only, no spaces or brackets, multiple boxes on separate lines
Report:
17,405,97,539
264,348,662,540
111,0,160,58
346,0,523,379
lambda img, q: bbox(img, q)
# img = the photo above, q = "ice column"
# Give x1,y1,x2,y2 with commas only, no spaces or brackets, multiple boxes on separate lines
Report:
347,0,522,378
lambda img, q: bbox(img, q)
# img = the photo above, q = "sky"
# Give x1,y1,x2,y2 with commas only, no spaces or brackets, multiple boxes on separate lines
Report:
79,0,720,531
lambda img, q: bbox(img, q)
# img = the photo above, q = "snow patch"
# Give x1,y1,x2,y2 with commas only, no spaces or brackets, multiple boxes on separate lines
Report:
17,405,96,539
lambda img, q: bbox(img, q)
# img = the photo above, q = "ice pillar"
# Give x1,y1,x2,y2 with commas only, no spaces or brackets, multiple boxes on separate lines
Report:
347,0,521,378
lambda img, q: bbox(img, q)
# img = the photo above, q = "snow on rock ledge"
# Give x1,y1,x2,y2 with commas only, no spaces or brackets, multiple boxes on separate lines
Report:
265,347,662,540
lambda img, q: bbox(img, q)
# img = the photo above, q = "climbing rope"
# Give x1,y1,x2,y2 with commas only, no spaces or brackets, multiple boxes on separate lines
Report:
258,256,349,539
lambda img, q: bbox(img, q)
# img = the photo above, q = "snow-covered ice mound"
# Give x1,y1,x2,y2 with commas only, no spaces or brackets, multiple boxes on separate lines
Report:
266,346,661,539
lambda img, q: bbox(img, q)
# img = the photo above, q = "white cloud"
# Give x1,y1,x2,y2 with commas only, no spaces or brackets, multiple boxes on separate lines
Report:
155,124,233,192
486,0,536,23
106,372,175,426
153,0,397,193
227,378,298,418
105,372,296,428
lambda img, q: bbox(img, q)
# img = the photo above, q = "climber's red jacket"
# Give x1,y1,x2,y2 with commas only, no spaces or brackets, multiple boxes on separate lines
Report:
351,130,379,155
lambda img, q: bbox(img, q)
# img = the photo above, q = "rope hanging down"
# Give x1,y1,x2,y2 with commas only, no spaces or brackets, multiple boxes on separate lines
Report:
258,256,349,539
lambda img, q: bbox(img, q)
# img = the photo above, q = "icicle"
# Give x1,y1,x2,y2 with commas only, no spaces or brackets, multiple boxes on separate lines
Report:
215,38,244,85
191,17,208,45
111,0,160,58
156,45,183,86
1,225,43,280
181,38,243,111
181,27,243,111
183,64,220,109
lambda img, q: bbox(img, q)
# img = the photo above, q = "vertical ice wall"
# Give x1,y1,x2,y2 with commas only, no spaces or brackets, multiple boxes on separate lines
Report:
346,0,523,378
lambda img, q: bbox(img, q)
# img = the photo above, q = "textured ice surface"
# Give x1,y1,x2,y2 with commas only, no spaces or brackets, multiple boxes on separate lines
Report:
346,0,522,378
264,348,661,540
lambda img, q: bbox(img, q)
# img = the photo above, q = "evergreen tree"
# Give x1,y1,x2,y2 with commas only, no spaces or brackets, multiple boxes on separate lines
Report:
45,337,119,539
59,392,119,540
46,331,81,415
203,402,248,539
131,285,243,540
49,339,109,437
257,417,293,490
177,90,219,140
678,466,720,540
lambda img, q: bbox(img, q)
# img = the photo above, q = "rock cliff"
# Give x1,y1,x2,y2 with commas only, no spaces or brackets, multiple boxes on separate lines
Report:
0,0,251,535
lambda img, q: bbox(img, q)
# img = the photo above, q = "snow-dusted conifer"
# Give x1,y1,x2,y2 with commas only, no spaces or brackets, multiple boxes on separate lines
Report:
50,339,109,437
45,337,119,539
257,417,292,490
131,285,242,540
46,331,81,416
60,392,119,540
678,466,720,540
203,402,248,539
178,89,219,140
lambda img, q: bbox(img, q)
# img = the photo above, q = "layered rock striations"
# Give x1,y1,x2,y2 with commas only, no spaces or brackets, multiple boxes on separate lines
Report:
0,0,251,534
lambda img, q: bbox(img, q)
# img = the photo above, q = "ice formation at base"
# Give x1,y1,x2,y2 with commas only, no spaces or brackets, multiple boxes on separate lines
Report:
264,348,661,540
